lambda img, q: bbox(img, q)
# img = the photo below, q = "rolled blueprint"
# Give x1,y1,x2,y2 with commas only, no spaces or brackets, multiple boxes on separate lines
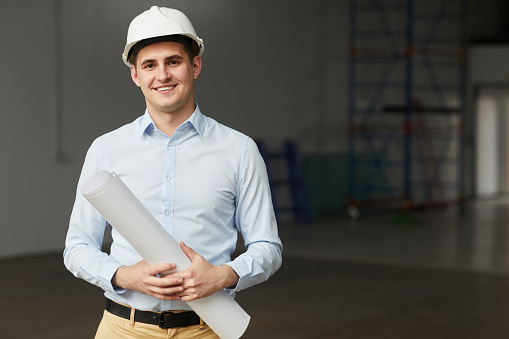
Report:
82,170,250,339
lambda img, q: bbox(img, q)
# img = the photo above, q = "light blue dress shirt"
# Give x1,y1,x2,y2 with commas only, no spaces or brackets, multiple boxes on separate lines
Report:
64,106,283,312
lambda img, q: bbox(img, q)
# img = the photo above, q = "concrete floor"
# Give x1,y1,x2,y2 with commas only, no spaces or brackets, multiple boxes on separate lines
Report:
2,198,509,338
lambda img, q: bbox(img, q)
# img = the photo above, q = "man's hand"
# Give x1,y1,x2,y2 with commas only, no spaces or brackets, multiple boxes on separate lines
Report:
112,260,184,301
167,242,239,302
112,242,239,302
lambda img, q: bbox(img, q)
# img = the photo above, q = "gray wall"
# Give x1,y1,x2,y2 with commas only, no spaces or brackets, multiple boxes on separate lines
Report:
0,0,348,258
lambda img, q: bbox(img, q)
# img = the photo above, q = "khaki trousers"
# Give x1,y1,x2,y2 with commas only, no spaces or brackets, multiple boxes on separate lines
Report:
95,309,220,339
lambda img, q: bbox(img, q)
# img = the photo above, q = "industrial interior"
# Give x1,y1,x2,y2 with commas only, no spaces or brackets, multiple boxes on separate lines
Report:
2,0,509,338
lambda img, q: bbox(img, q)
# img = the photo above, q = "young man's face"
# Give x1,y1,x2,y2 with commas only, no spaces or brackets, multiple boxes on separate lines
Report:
131,41,202,117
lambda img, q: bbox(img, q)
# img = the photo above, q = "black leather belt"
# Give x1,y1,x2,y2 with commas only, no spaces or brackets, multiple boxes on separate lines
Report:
105,299,201,329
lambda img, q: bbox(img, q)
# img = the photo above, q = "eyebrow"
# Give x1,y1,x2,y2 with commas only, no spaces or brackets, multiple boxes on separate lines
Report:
140,55,185,67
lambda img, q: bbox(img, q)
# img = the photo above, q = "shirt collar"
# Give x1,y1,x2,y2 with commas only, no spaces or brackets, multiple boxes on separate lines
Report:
138,104,205,138
187,104,206,136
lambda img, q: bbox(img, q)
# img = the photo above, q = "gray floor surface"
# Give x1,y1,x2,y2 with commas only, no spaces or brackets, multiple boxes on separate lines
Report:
2,198,509,338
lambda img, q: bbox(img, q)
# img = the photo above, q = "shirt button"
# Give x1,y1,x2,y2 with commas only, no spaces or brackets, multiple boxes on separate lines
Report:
169,142,174,147
166,176,172,181
165,210,171,216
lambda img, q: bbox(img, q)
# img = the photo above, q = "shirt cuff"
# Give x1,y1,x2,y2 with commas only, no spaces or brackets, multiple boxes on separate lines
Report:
100,260,126,294
225,260,250,292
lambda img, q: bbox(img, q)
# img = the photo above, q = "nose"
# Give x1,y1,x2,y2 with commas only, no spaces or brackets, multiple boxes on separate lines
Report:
156,66,171,82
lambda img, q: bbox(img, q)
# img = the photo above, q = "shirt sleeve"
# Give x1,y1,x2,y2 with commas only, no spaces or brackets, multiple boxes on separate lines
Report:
63,138,124,295
226,137,283,292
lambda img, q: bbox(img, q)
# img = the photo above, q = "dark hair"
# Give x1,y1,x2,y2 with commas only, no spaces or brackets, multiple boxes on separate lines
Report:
128,35,200,65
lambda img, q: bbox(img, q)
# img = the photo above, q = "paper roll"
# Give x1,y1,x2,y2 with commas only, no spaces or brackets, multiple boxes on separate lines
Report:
82,170,250,339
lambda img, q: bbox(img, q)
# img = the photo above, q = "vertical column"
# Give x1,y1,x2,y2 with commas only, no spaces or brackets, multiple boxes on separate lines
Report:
403,0,414,207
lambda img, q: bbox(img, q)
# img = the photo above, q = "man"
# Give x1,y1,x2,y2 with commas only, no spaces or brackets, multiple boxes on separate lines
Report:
64,6,282,338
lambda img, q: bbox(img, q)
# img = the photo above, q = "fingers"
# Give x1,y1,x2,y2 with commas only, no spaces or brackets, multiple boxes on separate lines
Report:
147,283,184,300
135,262,189,300
145,275,183,288
131,245,211,302
180,241,199,261
143,262,177,276
143,274,185,301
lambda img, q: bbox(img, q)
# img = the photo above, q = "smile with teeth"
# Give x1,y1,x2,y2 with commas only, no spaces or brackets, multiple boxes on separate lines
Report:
155,85,175,91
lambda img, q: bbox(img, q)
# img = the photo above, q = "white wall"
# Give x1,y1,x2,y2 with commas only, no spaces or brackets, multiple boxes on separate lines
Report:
0,0,349,258
469,45,509,197
475,94,500,196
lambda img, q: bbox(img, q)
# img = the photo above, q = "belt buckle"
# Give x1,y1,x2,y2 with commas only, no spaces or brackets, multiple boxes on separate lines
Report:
158,312,180,329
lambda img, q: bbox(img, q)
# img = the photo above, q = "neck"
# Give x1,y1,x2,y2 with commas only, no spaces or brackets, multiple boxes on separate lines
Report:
148,105,195,137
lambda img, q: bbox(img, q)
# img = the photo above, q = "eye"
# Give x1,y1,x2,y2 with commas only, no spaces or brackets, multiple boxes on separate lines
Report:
143,63,155,70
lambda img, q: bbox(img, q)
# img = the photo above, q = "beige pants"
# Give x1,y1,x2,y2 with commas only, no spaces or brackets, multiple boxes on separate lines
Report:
95,309,220,339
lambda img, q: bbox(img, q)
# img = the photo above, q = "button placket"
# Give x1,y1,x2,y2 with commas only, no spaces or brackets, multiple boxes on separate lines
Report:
163,138,176,234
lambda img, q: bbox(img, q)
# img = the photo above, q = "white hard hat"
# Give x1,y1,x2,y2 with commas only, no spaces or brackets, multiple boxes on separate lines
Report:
122,6,204,67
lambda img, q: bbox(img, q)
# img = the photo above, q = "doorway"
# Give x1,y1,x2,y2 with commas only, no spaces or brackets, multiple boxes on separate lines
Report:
475,86,509,197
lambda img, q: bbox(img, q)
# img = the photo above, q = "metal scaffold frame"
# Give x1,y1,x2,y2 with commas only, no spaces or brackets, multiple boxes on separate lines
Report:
347,0,466,217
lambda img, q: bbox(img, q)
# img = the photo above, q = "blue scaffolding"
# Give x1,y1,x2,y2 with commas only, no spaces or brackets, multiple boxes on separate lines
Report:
256,140,311,224
347,0,466,216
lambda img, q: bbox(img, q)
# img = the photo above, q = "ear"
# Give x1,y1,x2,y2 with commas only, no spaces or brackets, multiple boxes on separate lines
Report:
192,56,202,80
131,65,140,87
